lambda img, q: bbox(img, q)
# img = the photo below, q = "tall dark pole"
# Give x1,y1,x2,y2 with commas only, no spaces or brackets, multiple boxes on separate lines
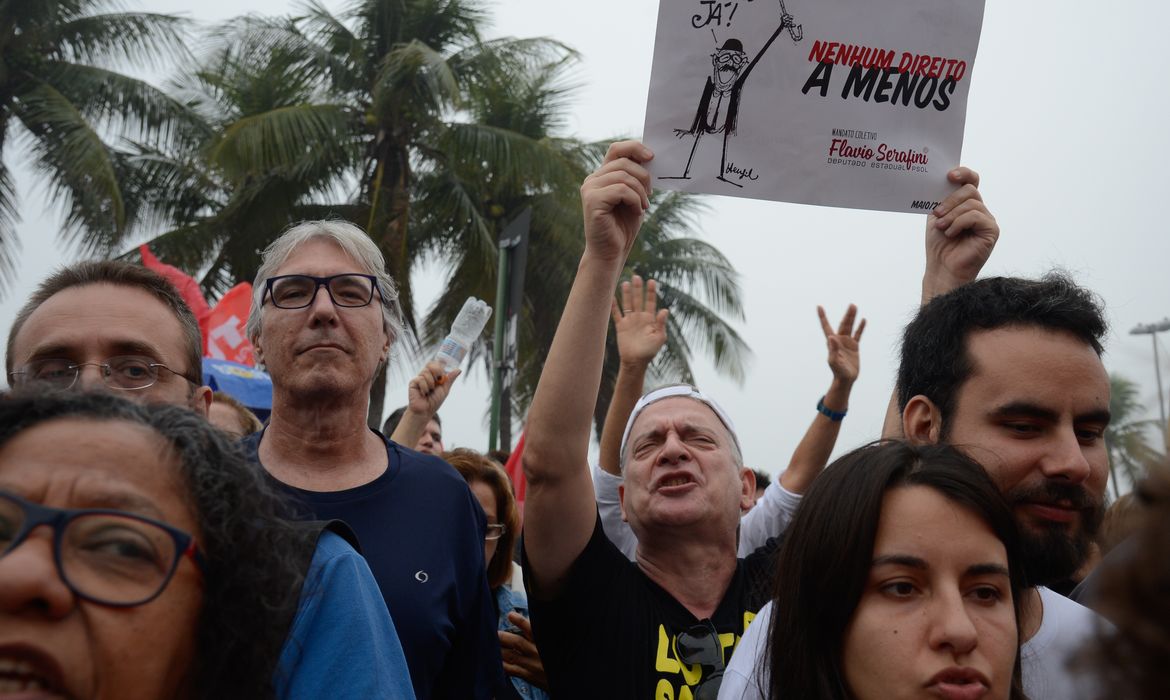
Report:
489,209,530,452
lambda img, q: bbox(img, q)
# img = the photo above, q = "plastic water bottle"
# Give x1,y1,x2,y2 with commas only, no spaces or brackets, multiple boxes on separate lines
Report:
435,297,493,371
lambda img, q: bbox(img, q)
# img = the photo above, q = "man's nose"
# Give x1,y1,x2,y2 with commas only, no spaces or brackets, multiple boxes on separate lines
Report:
655,432,691,465
1040,427,1093,484
307,283,340,324
74,363,108,391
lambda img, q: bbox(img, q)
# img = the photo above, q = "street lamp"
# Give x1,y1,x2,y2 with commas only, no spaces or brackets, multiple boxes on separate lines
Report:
1129,318,1170,433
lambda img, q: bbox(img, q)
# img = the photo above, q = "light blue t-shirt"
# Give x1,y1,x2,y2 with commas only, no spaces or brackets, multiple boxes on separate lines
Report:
275,530,416,699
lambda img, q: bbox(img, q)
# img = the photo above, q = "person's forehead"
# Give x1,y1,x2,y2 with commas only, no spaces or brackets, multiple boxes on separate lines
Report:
631,396,729,436
0,418,195,530
426,419,442,436
875,486,1006,564
272,237,367,277
12,284,190,369
958,325,1108,406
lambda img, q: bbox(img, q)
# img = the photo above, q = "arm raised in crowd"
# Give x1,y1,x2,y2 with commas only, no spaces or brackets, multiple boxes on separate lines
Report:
599,275,669,476
882,167,999,438
920,166,1000,304
522,141,653,594
390,360,460,448
777,305,864,494
735,304,864,555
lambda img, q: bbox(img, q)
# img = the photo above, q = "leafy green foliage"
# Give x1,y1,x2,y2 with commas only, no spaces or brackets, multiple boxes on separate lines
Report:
0,0,190,288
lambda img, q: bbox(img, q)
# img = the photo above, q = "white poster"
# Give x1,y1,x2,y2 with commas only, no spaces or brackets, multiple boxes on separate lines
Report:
643,0,987,214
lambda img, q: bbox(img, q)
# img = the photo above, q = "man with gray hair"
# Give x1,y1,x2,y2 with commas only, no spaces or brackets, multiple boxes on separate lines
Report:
241,220,504,699
520,142,775,698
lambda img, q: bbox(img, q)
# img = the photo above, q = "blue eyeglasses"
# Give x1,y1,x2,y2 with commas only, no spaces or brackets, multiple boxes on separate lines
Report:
0,490,206,607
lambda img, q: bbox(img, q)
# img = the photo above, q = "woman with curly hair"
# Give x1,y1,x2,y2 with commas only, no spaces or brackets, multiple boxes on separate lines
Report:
720,442,1029,700
0,391,412,699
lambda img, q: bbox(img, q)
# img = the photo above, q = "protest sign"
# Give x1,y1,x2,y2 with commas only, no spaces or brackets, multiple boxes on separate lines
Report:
643,0,986,214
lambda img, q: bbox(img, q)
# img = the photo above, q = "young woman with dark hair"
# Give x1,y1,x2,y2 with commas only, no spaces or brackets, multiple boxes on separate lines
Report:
719,441,1029,700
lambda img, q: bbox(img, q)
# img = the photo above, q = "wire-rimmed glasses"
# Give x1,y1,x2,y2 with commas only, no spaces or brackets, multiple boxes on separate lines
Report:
485,523,507,541
7,356,195,392
0,490,206,607
263,274,380,310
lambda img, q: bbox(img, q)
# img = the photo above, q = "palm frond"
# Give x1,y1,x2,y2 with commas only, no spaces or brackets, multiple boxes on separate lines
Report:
52,12,190,69
208,103,354,179
12,77,125,254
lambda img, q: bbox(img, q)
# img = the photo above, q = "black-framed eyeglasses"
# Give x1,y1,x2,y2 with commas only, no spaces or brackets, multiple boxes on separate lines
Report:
676,619,726,700
263,274,380,310
0,490,206,607
7,356,196,392
485,523,507,541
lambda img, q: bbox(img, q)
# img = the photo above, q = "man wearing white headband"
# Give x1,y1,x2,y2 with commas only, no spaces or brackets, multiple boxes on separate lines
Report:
520,141,771,699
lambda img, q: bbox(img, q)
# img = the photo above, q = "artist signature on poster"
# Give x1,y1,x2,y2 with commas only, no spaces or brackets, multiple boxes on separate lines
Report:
724,162,760,181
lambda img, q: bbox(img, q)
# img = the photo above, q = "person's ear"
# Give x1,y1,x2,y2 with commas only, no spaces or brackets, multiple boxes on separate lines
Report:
192,386,213,418
903,395,943,445
739,467,756,511
618,483,628,523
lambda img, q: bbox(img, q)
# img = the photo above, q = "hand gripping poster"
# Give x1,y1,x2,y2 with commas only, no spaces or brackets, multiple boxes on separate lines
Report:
643,0,987,214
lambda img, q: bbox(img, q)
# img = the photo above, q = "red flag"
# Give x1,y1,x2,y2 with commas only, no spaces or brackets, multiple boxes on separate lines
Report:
138,245,211,322
204,282,256,366
504,430,527,519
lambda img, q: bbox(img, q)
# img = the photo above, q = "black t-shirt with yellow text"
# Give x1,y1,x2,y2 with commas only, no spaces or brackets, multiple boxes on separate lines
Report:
522,514,777,699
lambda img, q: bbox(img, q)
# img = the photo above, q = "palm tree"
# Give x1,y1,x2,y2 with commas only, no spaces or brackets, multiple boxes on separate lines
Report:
115,16,362,297
0,0,189,287
1106,373,1164,498
127,0,576,426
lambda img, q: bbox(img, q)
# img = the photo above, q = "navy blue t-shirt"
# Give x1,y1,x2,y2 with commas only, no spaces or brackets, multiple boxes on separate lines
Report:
242,431,503,699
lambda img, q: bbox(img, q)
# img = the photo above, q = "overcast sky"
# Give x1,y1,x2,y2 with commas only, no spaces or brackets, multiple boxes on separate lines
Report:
3,0,1168,486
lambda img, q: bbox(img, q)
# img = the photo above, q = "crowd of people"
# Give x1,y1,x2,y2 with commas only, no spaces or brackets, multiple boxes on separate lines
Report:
1,140,1166,699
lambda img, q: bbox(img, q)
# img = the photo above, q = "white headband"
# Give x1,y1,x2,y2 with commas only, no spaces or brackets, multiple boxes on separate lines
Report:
619,384,741,468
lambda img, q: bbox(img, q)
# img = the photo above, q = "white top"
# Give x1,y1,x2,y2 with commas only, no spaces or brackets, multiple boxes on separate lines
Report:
591,463,804,560
718,588,1109,700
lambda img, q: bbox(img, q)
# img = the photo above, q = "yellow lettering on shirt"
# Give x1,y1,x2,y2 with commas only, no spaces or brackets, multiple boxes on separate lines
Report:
655,625,681,674
655,678,675,699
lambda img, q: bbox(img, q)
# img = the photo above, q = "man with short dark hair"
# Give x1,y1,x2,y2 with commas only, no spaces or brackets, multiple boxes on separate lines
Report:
897,272,1109,591
6,260,210,414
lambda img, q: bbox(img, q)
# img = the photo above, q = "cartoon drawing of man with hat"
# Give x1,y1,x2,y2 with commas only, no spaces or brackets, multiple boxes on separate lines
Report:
662,7,801,186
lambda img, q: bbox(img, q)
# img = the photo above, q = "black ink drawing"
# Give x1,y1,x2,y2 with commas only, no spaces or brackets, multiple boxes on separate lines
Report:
661,0,803,187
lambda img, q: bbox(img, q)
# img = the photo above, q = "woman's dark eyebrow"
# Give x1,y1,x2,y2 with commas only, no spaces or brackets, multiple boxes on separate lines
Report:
872,554,927,569
872,556,1010,579
966,563,1010,578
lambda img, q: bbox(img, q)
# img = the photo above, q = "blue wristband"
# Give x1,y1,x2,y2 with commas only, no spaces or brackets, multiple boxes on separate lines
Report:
816,396,846,421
